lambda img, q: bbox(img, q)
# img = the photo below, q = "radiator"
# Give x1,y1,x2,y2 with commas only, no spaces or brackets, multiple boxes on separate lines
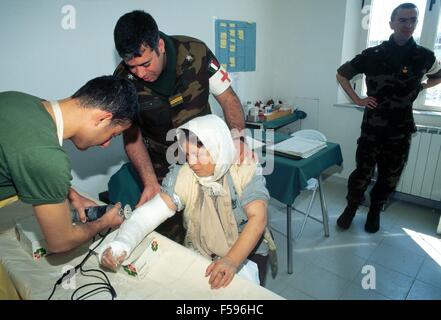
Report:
396,125,441,201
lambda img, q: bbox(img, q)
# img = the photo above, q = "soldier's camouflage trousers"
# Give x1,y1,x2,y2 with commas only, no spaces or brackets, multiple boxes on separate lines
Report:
346,131,412,208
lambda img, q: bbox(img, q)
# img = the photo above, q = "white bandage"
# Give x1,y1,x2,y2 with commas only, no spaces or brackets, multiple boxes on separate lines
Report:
98,194,175,262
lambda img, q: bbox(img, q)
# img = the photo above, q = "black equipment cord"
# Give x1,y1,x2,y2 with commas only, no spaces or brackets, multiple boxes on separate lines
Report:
47,228,117,300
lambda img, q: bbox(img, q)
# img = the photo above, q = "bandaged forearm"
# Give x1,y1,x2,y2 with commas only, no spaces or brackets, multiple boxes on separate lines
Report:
100,194,175,260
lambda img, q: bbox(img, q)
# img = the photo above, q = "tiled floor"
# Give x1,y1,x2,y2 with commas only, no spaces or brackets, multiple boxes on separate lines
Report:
265,178,441,300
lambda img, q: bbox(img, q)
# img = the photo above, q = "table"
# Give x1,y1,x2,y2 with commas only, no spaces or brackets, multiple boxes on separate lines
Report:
0,199,283,300
260,132,343,274
245,110,307,130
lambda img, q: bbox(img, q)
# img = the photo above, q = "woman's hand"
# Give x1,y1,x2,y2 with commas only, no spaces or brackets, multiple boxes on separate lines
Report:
205,256,238,289
100,246,127,271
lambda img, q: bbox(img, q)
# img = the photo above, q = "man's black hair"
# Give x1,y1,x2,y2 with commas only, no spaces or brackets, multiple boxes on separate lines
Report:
72,75,139,125
391,3,419,21
114,10,160,61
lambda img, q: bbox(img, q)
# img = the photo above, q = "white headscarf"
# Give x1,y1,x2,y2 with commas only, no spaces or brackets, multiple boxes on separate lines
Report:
177,115,235,196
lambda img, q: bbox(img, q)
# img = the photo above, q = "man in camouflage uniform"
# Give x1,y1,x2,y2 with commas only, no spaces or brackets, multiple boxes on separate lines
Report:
108,11,246,242
336,3,441,233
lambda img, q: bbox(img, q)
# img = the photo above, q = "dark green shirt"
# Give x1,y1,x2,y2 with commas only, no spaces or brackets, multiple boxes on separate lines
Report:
0,92,72,205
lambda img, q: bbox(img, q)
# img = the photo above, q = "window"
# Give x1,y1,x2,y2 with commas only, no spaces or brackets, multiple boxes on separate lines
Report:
359,0,441,111
367,0,426,48
425,13,441,108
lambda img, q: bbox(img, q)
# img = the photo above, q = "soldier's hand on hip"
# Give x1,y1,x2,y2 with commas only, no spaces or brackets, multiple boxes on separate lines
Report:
356,97,378,109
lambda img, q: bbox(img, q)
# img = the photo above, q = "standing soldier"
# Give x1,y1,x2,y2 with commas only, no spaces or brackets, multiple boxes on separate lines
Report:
336,3,441,233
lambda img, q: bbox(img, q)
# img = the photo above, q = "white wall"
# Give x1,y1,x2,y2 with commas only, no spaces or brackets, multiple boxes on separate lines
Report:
271,0,359,178
0,0,276,199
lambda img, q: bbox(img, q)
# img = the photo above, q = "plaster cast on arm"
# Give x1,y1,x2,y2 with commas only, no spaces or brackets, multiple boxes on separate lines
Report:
98,194,175,261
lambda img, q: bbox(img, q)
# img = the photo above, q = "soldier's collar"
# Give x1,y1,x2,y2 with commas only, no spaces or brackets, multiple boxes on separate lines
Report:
144,31,177,96
387,35,416,50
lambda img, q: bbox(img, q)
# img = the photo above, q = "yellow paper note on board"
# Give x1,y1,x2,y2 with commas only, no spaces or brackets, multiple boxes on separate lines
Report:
229,45,236,53
238,30,244,40
229,30,236,38
220,22,227,27
229,23,236,28
229,57,236,67
230,38,236,43
220,32,227,39
220,39,227,49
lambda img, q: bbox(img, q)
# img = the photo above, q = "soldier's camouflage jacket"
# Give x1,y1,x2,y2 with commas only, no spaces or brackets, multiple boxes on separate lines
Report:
338,36,441,136
114,32,231,153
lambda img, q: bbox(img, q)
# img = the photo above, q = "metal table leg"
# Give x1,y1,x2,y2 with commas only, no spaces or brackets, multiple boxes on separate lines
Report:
287,205,293,274
318,176,330,237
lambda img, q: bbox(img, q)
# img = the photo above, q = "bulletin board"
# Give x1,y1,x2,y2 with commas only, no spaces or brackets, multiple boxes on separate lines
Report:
215,19,256,72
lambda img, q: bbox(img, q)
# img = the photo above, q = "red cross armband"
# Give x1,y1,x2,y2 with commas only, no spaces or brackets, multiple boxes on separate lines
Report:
208,59,232,96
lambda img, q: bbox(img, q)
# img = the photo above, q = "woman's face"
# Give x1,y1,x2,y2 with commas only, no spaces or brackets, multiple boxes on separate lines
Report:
184,141,216,177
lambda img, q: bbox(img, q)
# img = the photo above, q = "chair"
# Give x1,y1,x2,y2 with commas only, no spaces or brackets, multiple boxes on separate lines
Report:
290,129,328,239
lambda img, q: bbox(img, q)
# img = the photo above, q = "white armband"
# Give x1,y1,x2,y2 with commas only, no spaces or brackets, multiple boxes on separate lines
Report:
98,194,175,261
427,59,441,76
209,65,232,96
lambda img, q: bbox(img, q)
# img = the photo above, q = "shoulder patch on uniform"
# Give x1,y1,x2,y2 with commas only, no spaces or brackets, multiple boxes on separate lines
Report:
169,94,184,107
208,59,220,75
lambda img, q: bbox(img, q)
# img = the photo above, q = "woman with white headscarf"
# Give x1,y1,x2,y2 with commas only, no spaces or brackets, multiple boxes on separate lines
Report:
99,115,276,288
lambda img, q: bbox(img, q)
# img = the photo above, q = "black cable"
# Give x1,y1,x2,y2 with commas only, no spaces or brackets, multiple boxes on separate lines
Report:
71,281,115,300
47,282,58,300
47,228,114,300
70,264,117,300
76,288,113,300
